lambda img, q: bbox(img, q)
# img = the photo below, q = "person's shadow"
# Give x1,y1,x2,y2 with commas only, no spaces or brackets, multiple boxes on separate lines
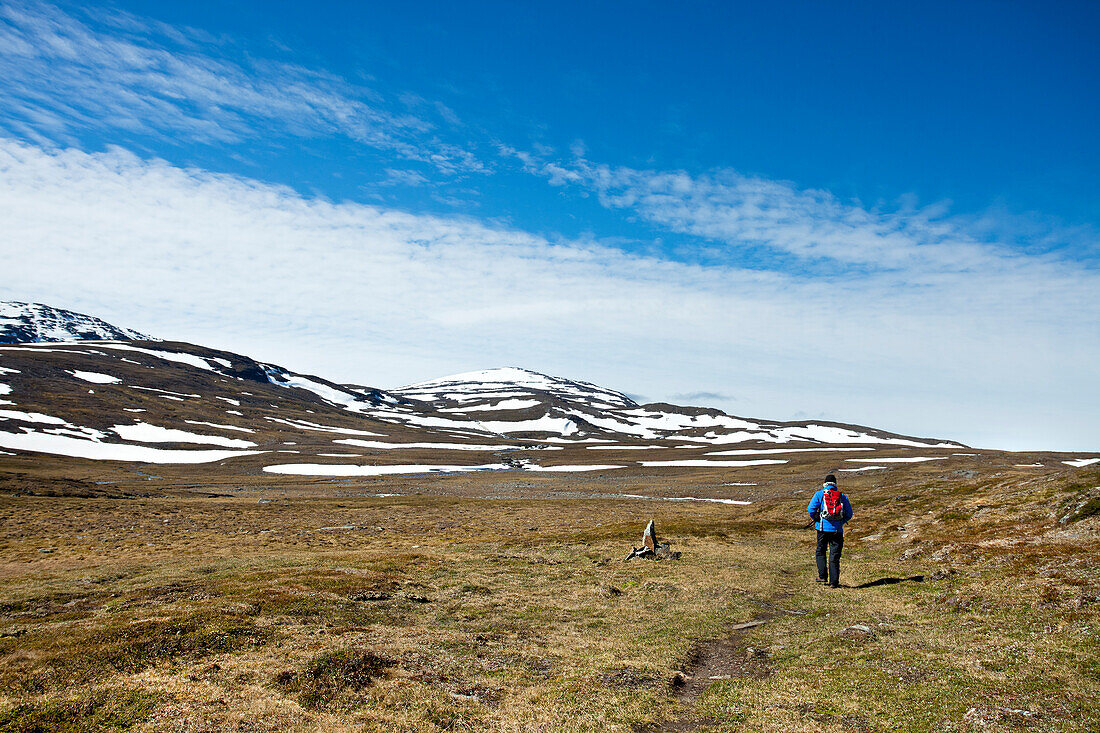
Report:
855,575,924,588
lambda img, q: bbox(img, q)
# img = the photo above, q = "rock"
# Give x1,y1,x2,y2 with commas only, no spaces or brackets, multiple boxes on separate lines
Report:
643,520,658,552
839,624,876,640
350,591,390,601
625,520,679,560
654,542,680,560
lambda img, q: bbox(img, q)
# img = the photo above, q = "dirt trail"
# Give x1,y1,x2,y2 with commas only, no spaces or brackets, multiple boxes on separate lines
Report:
636,618,772,732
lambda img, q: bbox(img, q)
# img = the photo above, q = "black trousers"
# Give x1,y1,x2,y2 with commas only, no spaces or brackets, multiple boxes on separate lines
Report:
816,530,844,586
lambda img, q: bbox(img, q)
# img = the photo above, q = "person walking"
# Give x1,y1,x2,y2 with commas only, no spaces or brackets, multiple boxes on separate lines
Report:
807,474,853,588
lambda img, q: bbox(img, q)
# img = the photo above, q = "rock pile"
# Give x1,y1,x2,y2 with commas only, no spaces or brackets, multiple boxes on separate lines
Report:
624,520,680,560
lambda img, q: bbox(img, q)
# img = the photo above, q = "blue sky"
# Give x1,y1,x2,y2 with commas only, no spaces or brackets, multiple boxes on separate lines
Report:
1,0,1097,450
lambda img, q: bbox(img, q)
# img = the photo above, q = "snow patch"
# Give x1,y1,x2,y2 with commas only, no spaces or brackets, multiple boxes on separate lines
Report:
185,420,255,434
524,464,626,472
0,431,263,463
262,463,511,476
335,439,516,451
264,417,384,436
110,423,256,448
845,457,949,464
67,370,121,384
708,447,875,456
614,493,753,506
98,344,226,371
0,409,70,425
439,398,543,412
639,459,788,467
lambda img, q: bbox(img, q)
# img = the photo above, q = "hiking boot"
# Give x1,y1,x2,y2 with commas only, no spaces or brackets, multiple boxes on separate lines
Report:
815,577,828,583
829,583,840,588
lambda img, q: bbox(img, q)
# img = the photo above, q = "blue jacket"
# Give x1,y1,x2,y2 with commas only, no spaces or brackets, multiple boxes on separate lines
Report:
808,484,853,533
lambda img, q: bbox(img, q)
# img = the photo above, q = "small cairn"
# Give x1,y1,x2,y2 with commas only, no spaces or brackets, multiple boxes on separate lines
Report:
624,519,680,560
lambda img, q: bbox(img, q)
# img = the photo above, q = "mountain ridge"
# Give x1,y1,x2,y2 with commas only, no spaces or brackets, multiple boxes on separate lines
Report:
0,302,986,472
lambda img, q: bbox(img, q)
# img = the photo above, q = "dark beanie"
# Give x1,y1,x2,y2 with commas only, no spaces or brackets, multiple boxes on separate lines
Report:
825,474,837,484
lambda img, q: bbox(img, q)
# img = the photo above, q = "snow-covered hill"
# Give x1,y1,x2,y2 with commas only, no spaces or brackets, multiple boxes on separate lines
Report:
380,366,960,446
0,303,1001,472
0,302,153,343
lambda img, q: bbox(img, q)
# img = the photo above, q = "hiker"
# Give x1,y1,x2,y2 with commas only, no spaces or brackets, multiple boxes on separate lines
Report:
807,474,853,588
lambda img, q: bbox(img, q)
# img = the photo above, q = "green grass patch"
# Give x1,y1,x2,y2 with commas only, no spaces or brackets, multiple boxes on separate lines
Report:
273,648,395,709
0,688,159,732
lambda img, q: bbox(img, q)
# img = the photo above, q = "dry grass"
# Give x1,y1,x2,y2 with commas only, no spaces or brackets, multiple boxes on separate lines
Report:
1,467,1098,732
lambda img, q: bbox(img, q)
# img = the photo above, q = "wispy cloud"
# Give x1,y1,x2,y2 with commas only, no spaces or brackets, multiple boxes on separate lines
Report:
1,138,1097,450
505,147,1099,279
0,1,485,173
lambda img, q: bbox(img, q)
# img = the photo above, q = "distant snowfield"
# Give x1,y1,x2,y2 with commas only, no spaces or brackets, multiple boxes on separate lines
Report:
130,385,200,399
267,372,372,412
185,420,254,433
845,457,949,464
677,424,960,448
614,493,753,506
542,437,614,444
262,462,510,476
97,344,230,371
524,464,625,472
639,459,788,467
1063,458,1100,468
335,438,517,451
0,409,70,425
68,370,121,384
838,466,888,472
707,447,876,456
586,445,671,450
0,430,264,463
264,417,384,436
477,415,580,435
439,399,542,412
110,423,257,448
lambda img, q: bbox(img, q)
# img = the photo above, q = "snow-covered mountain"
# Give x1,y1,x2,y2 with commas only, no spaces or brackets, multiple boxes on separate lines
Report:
0,303,993,472
382,366,957,446
0,302,153,343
